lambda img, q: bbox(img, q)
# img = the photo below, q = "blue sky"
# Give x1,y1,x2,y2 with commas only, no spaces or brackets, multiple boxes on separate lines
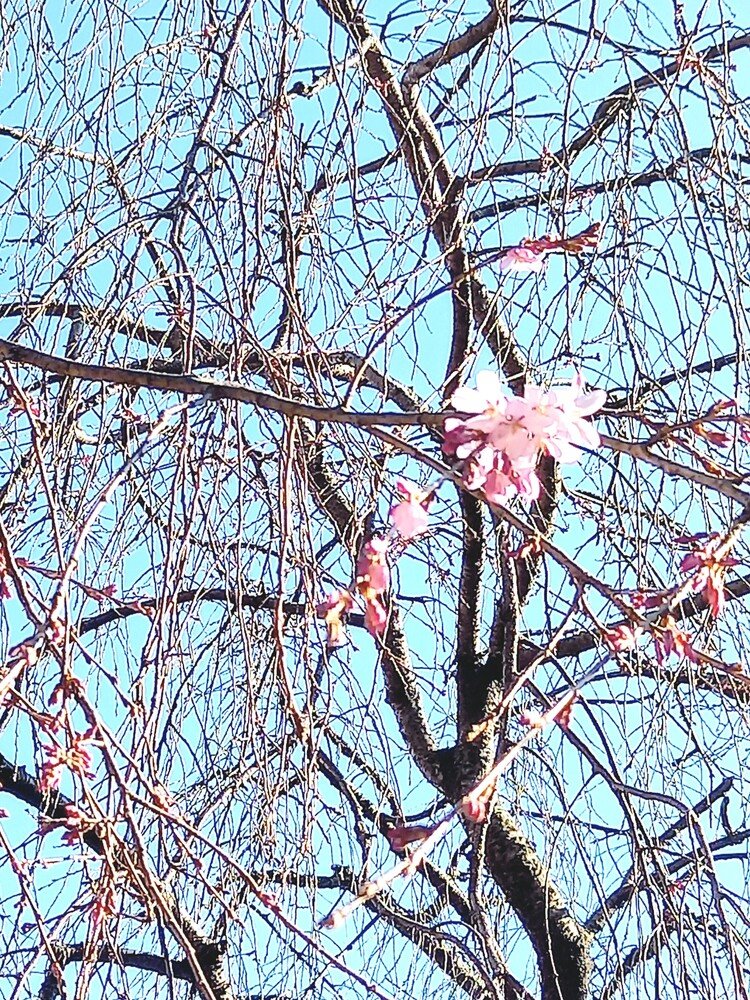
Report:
0,0,749,998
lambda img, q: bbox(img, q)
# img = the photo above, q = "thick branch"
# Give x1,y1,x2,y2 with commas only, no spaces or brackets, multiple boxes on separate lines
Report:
456,493,487,739
39,943,196,998
0,752,104,854
484,805,592,1000
402,3,508,87
380,608,444,785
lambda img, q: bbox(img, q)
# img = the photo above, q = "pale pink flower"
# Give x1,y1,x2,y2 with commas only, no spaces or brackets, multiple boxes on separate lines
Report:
356,536,390,597
483,460,521,504
543,372,607,459
484,453,541,505
389,479,430,539
487,397,544,464
316,589,354,648
450,370,508,434
499,246,547,272
443,416,485,460
501,373,606,464
445,369,604,506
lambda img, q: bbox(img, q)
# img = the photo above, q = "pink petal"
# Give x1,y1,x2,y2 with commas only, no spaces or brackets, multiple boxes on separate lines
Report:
390,501,429,539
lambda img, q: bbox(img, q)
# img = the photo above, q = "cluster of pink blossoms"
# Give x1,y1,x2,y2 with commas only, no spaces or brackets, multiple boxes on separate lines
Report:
39,727,98,794
500,222,600,273
316,370,606,647
444,370,607,504
603,534,741,666
316,479,433,646
678,533,738,618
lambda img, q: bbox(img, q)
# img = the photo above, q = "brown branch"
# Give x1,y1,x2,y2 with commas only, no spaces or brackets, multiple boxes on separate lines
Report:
0,752,232,1000
585,778,734,933
466,32,750,186
468,147,729,222
0,751,104,853
599,919,674,1000
532,573,750,675
273,865,527,1000
79,590,311,636
0,299,183,353
0,337,448,429
402,3,509,87
304,426,442,783
38,944,196,998
317,0,525,399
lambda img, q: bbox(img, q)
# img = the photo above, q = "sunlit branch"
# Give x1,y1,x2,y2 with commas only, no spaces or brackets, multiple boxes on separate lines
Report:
466,32,750,185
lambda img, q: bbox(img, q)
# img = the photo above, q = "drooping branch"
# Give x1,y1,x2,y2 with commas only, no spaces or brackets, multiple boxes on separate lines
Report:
585,778,735,934
0,752,233,1000
466,32,750,186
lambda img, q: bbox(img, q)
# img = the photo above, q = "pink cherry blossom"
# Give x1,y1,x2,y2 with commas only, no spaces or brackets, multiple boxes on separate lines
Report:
356,536,391,637
316,589,354,648
518,709,545,729
484,453,541,504
450,370,509,435
363,598,388,637
500,374,606,464
443,416,486,461
499,246,547,273
499,223,600,274
356,536,390,597
39,728,98,793
460,780,495,824
679,535,739,618
654,616,700,665
444,369,606,505
389,479,430,539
